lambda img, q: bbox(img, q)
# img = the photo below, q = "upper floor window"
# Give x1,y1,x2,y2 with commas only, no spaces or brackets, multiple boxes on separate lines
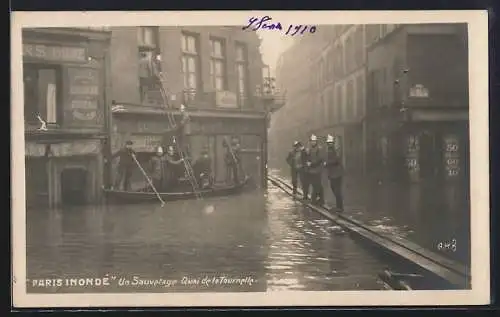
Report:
24,64,62,125
235,43,248,107
138,27,157,48
209,38,226,91
346,79,354,120
181,33,200,102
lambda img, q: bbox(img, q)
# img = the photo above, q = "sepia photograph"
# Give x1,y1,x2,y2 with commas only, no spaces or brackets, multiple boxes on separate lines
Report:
11,10,489,307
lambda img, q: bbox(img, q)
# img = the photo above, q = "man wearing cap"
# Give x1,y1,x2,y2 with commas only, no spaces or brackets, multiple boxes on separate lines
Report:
149,146,166,192
224,138,242,185
165,145,184,189
193,147,213,189
325,135,344,212
286,141,305,197
111,140,137,191
305,134,325,205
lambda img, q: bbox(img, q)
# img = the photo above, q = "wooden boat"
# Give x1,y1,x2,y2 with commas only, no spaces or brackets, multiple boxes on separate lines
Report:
102,176,252,204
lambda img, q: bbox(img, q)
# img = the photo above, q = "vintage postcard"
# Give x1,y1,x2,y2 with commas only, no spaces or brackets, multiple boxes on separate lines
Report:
11,10,490,308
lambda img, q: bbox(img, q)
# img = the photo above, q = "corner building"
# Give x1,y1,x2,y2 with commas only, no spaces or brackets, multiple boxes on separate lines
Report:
365,24,469,184
107,26,269,188
23,28,111,209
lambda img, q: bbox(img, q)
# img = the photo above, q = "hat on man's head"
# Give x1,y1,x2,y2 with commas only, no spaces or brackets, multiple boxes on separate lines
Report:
293,141,299,146
125,140,134,145
326,134,335,143
310,134,317,141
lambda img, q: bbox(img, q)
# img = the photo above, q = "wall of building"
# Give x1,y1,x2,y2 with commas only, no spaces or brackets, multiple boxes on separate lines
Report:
109,26,264,109
365,23,469,183
23,28,110,208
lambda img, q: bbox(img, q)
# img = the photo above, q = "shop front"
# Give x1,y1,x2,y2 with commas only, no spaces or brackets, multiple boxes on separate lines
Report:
25,139,104,208
23,28,111,208
110,108,267,189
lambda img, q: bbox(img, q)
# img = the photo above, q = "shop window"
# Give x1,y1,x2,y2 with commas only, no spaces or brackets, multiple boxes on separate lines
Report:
23,64,62,125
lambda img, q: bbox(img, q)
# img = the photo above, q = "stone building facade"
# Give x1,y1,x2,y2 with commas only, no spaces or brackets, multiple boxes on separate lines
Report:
106,26,270,188
23,28,111,208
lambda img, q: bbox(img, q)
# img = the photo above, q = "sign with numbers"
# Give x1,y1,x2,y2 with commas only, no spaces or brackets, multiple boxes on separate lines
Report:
443,135,460,178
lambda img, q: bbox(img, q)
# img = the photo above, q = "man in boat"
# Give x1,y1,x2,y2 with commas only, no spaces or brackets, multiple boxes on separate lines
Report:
224,138,242,185
305,134,325,206
174,104,191,155
164,145,185,190
149,145,167,192
324,134,344,212
193,148,213,189
111,140,136,191
286,141,305,197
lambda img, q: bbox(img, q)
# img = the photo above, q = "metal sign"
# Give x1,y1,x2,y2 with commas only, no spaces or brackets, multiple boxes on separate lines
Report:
409,84,429,98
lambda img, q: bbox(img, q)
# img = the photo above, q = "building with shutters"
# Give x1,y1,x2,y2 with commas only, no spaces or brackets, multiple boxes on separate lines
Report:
22,28,112,208
365,23,469,184
106,26,280,189
270,25,367,176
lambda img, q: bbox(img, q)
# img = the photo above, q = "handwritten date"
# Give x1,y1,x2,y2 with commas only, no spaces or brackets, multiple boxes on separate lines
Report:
242,16,316,36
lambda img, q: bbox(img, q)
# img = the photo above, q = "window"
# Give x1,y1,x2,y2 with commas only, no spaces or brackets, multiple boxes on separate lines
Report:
210,38,226,91
346,80,354,120
23,64,61,125
356,75,364,117
137,27,157,48
181,33,200,102
354,28,364,67
335,85,343,123
235,43,248,107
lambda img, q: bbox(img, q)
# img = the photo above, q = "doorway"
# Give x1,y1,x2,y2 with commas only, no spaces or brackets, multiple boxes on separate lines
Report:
61,168,89,206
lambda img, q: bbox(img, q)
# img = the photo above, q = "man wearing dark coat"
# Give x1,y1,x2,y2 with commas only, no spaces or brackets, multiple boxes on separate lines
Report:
305,134,324,206
111,140,136,191
324,134,344,212
193,148,213,189
149,146,166,191
286,141,305,197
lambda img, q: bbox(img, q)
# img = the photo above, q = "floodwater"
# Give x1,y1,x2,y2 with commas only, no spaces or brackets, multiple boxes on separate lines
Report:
26,184,388,293
271,167,470,266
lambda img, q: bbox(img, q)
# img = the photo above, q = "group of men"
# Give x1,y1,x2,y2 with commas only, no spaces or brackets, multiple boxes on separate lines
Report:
110,137,244,193
286,134,344,212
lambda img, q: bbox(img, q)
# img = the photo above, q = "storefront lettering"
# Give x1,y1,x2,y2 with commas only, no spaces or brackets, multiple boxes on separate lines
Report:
23,44,87,63
443,135,460,178
71,99,98,109
215,91,238,108
25,143,47,157
50,140,100,157
130,134,163,152
70,85,99,95
72,109,97,121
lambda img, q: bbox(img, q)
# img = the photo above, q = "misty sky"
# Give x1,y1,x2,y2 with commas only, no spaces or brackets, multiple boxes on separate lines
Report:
256,30,294,76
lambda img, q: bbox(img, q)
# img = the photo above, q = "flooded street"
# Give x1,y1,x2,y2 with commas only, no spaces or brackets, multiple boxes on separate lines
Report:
27,184,387,293
271,167,470,266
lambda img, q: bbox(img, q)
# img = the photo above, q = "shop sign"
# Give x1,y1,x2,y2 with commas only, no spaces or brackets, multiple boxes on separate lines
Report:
23,44,88,63
50,140,100,157
25,142,47,157
409,84,429,98
443,135,460,177
215,91,238,108
129,134,163,152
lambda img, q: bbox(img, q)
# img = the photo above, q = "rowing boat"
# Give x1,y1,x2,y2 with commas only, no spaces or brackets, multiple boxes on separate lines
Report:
102,176,252,204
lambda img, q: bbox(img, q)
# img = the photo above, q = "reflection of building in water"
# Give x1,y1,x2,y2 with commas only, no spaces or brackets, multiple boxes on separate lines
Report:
23,28,111,208
107,26,283,188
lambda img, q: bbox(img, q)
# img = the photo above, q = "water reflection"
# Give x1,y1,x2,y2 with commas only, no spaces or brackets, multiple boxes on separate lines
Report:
27,184,387,293
271,167,470,266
